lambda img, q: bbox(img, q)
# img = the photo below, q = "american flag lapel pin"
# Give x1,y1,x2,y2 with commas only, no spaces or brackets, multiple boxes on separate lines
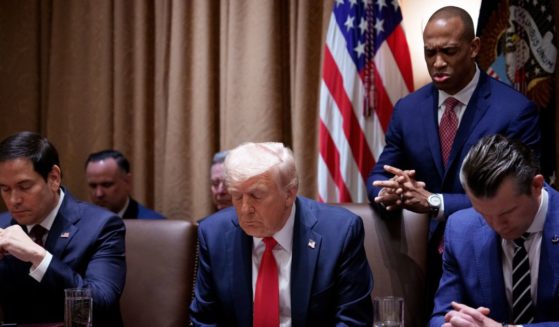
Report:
60,232,70,238
307,239,316,249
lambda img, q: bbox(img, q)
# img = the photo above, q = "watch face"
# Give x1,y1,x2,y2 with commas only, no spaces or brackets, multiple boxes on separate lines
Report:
429,195,441,207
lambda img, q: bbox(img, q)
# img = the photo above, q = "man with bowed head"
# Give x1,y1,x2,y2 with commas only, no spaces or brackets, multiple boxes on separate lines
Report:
85,149,165,219
190,142,373,326
430,135,559,327
210,150,232,210
0,131,125,325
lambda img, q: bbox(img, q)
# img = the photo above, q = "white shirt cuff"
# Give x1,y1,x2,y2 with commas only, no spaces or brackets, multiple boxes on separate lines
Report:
29,251,53,282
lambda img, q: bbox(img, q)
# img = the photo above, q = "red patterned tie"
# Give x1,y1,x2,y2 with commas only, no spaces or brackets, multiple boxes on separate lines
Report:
439,97,460,167
253,237,279,327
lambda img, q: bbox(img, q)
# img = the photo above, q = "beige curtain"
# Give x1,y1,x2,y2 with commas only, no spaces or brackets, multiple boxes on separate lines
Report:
0,0,334,220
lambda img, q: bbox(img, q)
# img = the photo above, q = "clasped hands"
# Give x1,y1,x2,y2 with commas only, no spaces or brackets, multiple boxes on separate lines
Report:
0,225,46,267
372,165,431,213
442,302,504,327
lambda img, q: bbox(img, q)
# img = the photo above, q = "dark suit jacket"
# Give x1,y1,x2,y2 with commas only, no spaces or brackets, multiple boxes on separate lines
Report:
367,71,541,221
429,185,559,327
123,198,165,220
0,191,126,326
189,196,374,326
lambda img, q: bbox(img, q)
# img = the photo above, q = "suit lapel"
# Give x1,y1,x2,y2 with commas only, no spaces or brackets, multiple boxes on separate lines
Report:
46,213,76,257
474,224,508,320
423,86,445,179
290,198,321,327
536,187,559,319
445,73,490,174
227,224,253,325
46,192,78,258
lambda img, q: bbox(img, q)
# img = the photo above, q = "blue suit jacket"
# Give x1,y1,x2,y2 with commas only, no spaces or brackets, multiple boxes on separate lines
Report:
123,198,165,220
189,196,374,326
367,71,540,220
430,185,559,327
0,191,126,326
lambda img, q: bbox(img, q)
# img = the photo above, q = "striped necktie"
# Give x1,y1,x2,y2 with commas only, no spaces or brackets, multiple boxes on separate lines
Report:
512,233,534,324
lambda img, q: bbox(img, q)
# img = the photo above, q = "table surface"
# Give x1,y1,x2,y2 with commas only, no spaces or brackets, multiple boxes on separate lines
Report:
2,323,64,327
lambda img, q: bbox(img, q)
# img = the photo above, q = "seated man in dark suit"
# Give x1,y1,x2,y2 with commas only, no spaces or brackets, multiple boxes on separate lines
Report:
430,135,559,326
190,142,373,326
0,131,126,325
210,150,232,210
85,149,165,219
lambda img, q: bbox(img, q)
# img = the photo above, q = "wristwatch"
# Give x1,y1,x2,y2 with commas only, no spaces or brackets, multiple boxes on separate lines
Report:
427,194,442,217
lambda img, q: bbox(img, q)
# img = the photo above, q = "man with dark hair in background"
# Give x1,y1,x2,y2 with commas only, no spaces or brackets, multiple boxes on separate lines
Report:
0,131,126,325
85,149,165,219
430,134,559,326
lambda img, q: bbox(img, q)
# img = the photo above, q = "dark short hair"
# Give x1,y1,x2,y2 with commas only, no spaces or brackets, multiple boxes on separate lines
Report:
0,131,60,181
460,135,539,198
428,6,475,41
85,149,130,173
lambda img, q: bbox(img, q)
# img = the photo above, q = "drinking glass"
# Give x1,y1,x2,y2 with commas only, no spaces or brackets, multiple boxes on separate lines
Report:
373,296,404,327
64,288,93,327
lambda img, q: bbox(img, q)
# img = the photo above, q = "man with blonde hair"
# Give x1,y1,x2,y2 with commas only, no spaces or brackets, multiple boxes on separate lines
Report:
190,142,373,326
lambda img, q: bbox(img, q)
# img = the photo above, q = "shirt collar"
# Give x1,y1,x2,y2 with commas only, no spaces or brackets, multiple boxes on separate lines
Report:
253,203,295,254
117,197,130,218
526,188,548,234
438,65,480,107
27,189,65,232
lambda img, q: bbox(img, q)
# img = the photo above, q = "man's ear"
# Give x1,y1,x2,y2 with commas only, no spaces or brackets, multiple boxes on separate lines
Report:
48,165,62,191
532,174,545,195
123,172,133,191
285,185,297,207
470,36,481,58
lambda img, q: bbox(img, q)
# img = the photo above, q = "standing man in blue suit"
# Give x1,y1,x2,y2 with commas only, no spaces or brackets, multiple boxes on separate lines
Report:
431,135,559,326
85,149,165,219
367,6,541,313
190,142,373,326
0,132,126,325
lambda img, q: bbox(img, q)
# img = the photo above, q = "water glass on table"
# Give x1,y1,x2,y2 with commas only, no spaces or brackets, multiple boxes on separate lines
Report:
373,296,404,327
64,288,93,327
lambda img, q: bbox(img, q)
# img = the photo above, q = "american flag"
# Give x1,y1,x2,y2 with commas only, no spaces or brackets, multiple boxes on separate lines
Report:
318,0,413,202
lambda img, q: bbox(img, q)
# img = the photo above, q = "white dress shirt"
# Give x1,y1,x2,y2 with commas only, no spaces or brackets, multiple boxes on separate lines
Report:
252,205,295,327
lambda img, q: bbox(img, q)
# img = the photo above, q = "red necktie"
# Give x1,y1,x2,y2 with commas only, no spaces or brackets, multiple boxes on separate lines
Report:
29,225,47,247
439,97,460,167
253,237,279,327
